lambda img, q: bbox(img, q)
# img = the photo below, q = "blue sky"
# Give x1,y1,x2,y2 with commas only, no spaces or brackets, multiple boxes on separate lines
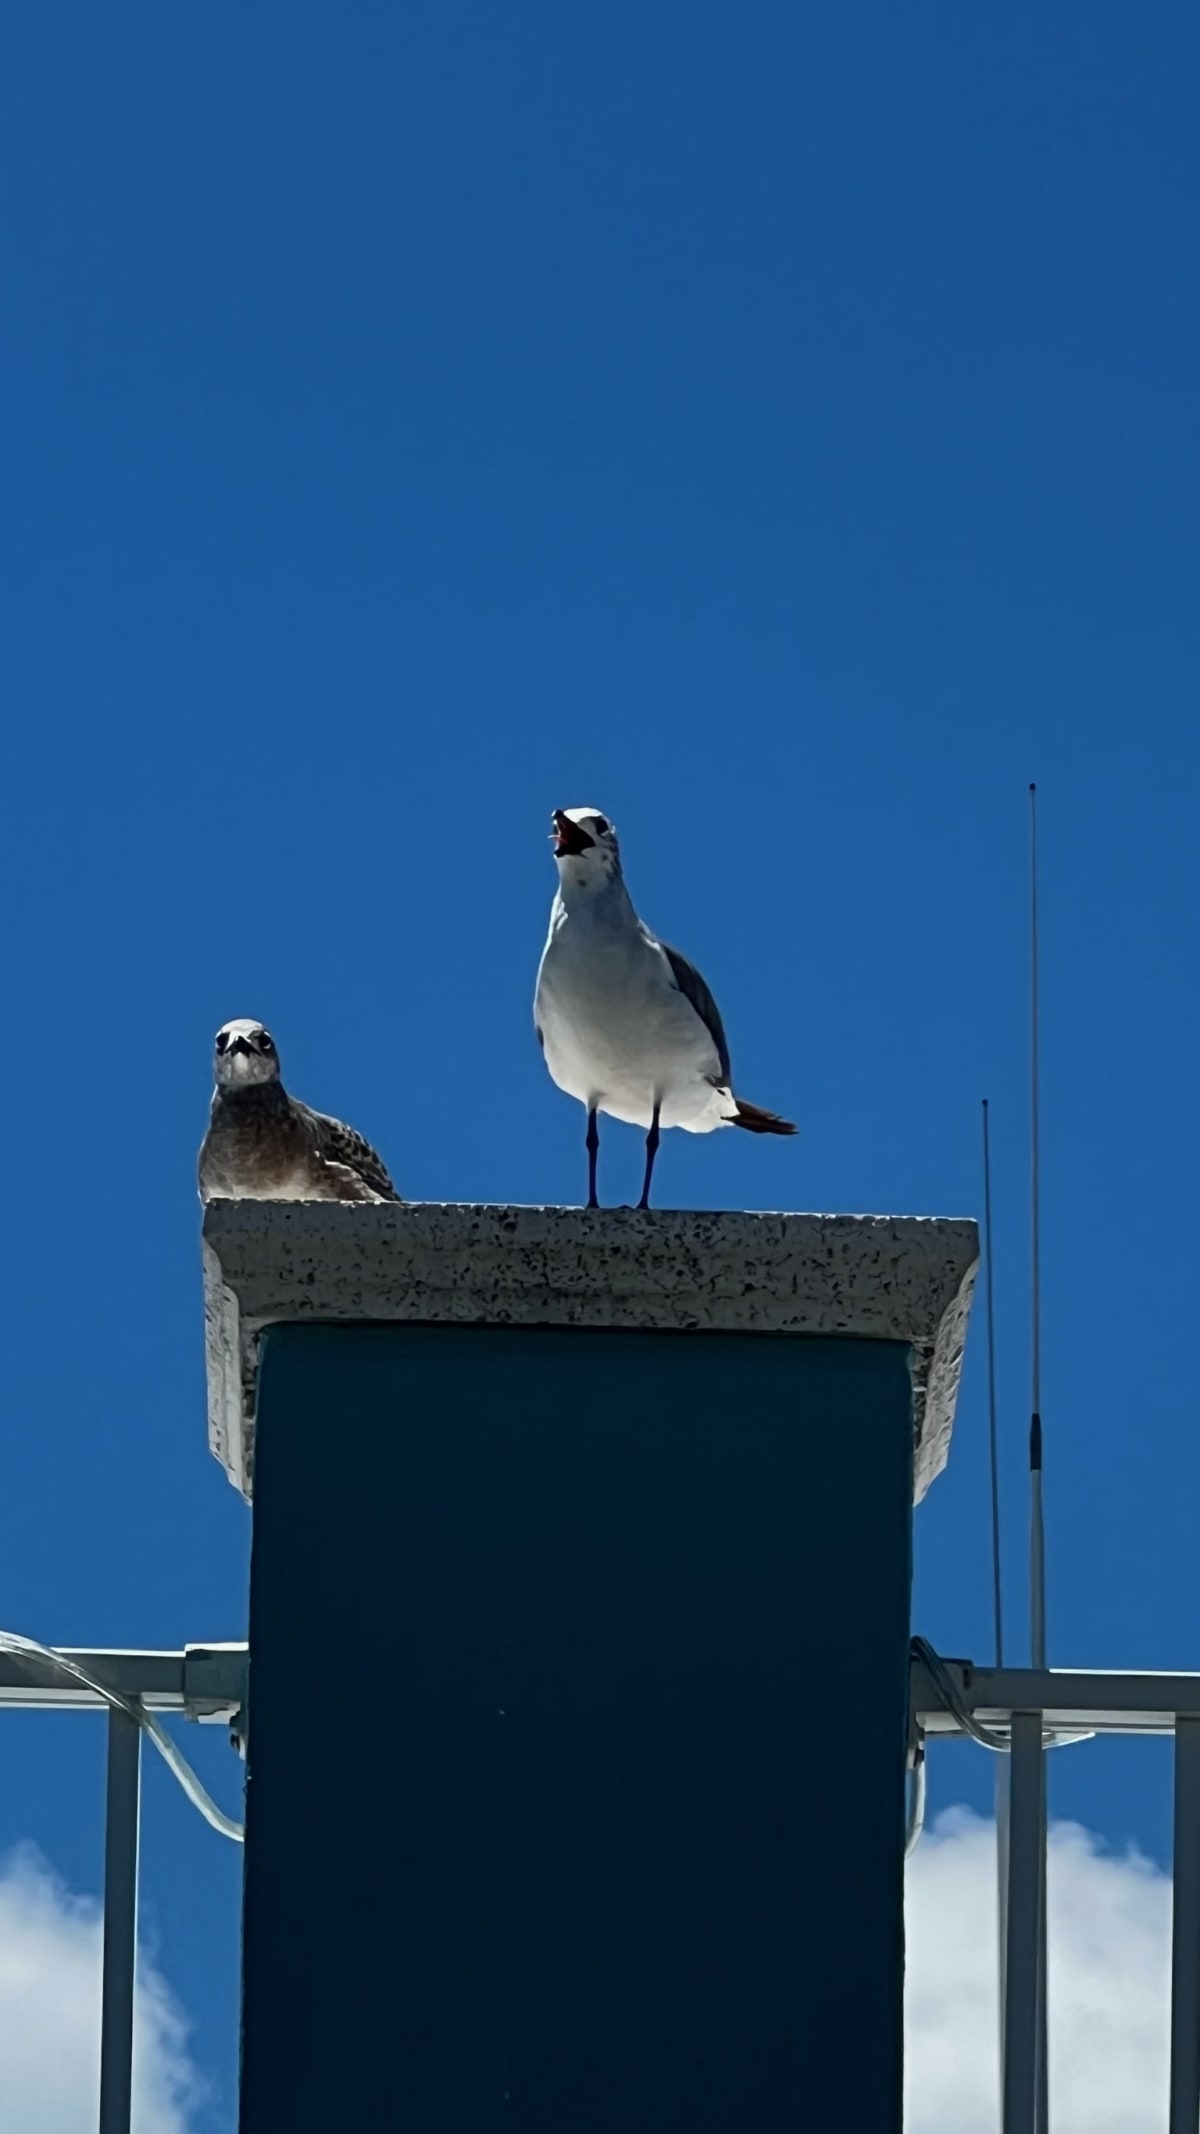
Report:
0,5,1196,2124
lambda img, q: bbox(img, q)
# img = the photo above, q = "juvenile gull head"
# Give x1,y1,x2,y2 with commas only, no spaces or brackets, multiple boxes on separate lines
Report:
213,1018,282,1092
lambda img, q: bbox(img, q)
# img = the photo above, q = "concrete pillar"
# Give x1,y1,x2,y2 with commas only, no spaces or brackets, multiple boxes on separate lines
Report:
204,1204,977,2133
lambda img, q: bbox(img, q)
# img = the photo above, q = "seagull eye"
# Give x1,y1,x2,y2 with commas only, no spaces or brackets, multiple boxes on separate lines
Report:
259,1035,275,1054
593,817,609,835
215,1032,228,1054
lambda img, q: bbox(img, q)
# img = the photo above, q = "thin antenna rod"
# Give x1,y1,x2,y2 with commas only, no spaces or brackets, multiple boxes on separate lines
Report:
982,1099,1004,1668
1029,782,1045,1672
985,1094,1011,2108
1028,781,1049,2134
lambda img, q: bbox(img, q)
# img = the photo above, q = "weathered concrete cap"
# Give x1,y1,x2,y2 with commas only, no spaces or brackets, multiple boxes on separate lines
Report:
202,1203,978,1506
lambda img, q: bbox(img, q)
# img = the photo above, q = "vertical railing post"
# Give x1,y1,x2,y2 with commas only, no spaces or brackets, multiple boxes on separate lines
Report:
98,1707,141,2134
1003,1711,1043,2134
996,1759,1011,2088
1035,1749,1049,2134
1169,1715,1200,2134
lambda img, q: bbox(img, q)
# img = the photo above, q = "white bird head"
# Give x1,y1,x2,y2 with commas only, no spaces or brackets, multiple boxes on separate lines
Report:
213,1018,282,1090
550,806,622,885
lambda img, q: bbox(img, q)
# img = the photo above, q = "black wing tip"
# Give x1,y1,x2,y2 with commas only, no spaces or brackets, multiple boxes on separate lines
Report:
730,1099,798,1136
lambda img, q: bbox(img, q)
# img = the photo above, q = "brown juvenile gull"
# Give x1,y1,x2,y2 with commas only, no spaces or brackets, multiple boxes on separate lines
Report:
533,805,796,1209
198,1018,400,1203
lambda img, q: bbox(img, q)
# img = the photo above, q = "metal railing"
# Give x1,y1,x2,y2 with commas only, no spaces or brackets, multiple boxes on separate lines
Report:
912,1652,1200,2134
0,1643,248,2134
5,1638,1192,2132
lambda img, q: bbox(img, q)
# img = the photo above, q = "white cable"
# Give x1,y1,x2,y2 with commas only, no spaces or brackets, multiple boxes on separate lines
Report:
911,1638,1013,1752
910,1637,1094,1759
0,1630,244,1843
905,1747,927,1857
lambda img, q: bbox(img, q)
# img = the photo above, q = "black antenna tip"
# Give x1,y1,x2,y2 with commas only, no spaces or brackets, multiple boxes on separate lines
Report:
1029,781,1037,794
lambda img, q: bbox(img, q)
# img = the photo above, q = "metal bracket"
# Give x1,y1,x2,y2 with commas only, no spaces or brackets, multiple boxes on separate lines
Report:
182,1642,249,1727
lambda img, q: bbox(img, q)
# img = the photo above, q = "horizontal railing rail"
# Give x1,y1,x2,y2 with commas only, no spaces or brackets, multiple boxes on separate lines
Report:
0,1641,247,1716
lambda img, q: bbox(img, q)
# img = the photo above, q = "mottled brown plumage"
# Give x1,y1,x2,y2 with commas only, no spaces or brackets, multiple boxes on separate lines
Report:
198,1019,400,1203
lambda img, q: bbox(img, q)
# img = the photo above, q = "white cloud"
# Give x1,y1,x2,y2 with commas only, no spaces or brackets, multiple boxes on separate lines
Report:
906,1807,1172,2134
0,1845,204,2134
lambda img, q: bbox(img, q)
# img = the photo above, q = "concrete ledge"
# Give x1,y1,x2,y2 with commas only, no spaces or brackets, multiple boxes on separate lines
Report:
202,1203,979,1505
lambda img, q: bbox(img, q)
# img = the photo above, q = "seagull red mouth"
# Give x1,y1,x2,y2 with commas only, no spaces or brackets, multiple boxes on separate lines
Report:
552,809,596,858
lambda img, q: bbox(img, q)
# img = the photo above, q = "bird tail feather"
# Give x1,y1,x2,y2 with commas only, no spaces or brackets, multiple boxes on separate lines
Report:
728,1098,797,1136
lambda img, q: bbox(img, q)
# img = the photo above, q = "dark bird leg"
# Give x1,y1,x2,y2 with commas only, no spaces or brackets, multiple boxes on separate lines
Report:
637,1103,661,1211
585,1107,600,1208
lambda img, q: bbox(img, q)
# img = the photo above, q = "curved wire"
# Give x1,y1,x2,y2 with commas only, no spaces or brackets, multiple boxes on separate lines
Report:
905,1745,927,1858
910,1636,1094,1760
911,1637,1012,1753
0,1629,244,1843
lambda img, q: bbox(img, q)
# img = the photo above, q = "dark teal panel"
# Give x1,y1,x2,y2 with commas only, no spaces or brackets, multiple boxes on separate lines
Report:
240,1324,913,2133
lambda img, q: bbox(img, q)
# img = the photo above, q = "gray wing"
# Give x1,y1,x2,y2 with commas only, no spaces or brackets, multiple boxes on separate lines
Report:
658,938,732,1085
297,1102,400,1200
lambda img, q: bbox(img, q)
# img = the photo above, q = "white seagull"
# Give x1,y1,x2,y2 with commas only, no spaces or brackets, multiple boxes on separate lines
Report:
198,1018,401,1204
534,806,796,1208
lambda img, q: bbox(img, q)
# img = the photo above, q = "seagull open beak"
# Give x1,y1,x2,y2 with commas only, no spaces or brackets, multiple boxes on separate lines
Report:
552,809,596,858
229,1035,254,1057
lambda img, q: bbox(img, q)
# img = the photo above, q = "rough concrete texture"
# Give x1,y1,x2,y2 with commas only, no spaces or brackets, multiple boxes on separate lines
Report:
202,1202,979,1505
